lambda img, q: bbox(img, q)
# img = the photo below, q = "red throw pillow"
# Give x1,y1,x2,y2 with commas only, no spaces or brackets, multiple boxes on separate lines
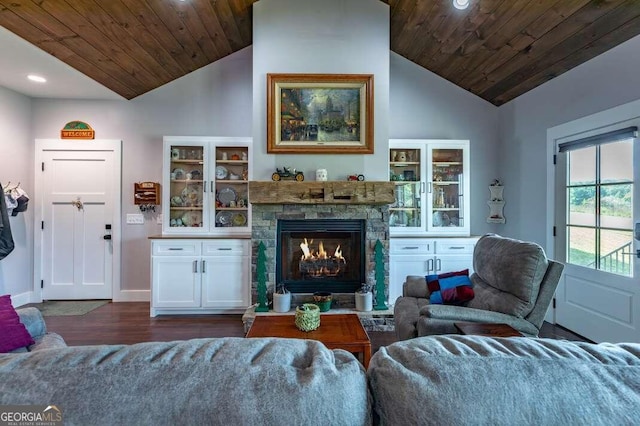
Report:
426,269,474,305
0,294,35,353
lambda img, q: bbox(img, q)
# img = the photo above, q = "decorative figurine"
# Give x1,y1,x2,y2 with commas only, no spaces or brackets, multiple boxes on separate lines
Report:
272,167,304,181
316,169,328,181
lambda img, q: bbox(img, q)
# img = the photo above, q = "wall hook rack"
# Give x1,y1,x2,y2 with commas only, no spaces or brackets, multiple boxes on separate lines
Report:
134,182,161,212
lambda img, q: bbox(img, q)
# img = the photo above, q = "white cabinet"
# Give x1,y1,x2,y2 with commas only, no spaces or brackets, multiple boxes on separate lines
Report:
162,136,252,235
389,237,478,304
151,239,250,316
389,139,470,236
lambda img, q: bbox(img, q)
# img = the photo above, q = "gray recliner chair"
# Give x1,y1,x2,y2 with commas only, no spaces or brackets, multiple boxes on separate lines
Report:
394,234,564,340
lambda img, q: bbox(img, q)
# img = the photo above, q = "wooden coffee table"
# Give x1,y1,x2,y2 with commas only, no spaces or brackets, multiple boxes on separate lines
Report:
246,314,372,368
454,322,523,337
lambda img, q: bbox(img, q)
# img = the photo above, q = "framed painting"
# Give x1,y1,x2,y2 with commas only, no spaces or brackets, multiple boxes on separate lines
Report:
267,73,374,154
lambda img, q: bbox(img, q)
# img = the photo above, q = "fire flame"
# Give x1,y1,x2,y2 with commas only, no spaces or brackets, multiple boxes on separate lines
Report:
299,238,346,277
300,238,345,262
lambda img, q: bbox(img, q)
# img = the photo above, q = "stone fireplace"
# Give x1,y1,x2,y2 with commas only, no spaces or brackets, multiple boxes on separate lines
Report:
249,181,394,308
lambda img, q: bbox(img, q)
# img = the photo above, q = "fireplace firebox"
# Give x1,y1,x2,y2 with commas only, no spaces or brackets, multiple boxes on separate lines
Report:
276,219,365,293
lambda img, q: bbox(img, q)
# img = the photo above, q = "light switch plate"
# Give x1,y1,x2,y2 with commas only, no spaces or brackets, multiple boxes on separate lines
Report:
156,214,163,225
126,214,144,224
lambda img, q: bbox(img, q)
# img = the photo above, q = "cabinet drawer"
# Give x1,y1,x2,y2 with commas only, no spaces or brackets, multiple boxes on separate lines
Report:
390,239,434,254
152,241,201,256
436,240,475,254
203,240,249,256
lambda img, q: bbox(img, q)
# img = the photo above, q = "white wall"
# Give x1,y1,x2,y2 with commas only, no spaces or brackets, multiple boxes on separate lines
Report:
498,34,640,249
0,86,33,304
389,53,500,236
29,48,252,296
252,0,389,181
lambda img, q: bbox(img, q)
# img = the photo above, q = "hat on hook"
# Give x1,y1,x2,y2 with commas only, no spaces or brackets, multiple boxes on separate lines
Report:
9,187,29,216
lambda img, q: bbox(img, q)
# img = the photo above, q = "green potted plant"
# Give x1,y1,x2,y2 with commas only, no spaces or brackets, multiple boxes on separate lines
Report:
272,283,291,313
355,283,373,312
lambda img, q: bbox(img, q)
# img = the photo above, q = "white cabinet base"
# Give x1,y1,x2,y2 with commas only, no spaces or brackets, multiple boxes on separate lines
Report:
389,237,479,304
150,239,250,317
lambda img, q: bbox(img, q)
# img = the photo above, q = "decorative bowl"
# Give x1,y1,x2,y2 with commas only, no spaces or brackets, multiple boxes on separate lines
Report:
312,292,333,312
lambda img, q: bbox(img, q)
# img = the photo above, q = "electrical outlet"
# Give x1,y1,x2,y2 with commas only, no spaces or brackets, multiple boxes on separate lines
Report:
156,214,163,225
126,214,144,224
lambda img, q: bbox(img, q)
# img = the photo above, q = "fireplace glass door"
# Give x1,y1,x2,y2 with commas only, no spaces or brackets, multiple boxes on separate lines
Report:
277,219,365,293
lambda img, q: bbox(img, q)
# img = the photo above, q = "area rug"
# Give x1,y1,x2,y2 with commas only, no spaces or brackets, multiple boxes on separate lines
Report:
32,300,110,317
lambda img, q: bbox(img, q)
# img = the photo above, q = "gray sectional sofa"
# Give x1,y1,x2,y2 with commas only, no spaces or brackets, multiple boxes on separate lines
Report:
2,308,639,425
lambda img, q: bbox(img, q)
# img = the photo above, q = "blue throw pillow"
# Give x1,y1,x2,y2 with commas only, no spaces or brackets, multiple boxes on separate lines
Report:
426,269,474,305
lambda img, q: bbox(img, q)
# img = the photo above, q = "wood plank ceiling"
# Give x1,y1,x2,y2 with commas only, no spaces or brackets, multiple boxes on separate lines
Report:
1,1,639,105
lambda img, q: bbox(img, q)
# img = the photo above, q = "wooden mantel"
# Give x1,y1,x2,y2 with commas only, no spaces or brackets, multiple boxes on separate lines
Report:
249,181,395,205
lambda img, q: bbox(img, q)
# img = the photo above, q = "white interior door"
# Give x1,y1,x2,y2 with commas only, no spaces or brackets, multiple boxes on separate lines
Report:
554,133,639,343
37,140,121,300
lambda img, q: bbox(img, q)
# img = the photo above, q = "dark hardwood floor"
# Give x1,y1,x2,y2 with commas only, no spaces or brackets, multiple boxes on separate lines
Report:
42,302,588,353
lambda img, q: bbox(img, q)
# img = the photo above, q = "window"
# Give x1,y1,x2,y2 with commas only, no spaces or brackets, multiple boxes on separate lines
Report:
564,138,634,276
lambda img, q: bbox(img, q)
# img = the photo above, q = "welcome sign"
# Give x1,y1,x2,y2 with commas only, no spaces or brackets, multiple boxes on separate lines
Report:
61,121,95,139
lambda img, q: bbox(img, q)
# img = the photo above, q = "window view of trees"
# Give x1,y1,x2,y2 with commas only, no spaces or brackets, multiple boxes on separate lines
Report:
566,140,634,277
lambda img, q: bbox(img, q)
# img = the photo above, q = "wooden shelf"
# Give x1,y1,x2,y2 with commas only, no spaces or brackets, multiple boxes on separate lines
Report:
216,160,248,165
390,162,420,166
170,207,203,211
171,159,203,164
249,181,395,205
171,179,204,183
433,161,462,166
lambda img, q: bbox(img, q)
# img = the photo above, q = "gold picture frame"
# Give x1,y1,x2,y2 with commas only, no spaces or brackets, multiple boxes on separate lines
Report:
267,73,374,154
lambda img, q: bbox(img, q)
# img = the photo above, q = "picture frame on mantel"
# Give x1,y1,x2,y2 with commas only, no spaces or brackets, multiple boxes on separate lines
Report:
267,73,374,154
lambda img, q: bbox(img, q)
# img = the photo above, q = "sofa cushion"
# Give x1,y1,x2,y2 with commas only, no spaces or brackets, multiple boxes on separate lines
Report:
368,335,640,426
426,269,474,305
467,234,548,317
0,295,35,353
0,337,371,425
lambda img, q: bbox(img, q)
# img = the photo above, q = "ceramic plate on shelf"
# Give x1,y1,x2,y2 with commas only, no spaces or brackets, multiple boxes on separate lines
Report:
181,185,201,205
215,211,232,225
181,211,200,227
172,168,185,180
232,212,247,226
215,165,228,180
218,187,237,205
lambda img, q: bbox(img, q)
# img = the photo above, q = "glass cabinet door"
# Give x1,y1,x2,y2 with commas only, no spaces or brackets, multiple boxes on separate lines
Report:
214,146,249,229
168,144,206,230
389,147,424,231
390,139,470,236
430,147,465,231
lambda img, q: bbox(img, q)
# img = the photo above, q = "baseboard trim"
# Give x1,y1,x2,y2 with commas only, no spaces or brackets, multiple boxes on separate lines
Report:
10,291,34,307
113,290,150,302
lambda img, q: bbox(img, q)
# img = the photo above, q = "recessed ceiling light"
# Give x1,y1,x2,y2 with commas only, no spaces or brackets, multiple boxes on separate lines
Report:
27,74,46,83
453,0,470,10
